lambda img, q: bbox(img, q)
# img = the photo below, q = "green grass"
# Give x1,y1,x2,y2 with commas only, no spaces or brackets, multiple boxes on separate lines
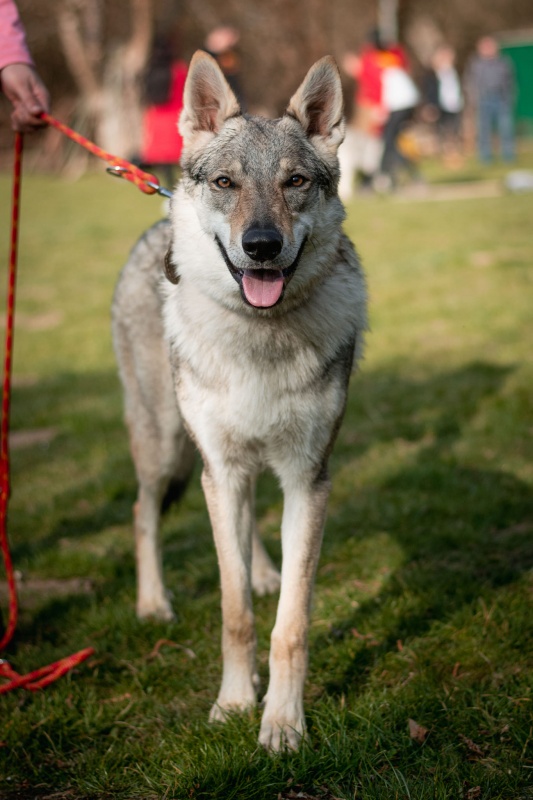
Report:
0,153,532,799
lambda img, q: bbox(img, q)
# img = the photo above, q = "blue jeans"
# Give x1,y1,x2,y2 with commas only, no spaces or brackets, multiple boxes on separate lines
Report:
477,94,515,162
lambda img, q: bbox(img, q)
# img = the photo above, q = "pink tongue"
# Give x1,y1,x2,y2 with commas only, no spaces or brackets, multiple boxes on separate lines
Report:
242,270,284,308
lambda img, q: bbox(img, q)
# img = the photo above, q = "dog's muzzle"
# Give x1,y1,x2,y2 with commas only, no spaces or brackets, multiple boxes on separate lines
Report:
215,236,307,309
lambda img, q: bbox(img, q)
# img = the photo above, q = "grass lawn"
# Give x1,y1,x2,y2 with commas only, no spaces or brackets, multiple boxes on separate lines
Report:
0,152,532,799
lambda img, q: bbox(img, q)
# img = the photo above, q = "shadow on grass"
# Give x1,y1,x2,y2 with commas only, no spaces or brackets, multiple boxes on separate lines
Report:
339,359,516,457
10,370,136,562
9,360,532,672
315,360,533,695
316,461,533,692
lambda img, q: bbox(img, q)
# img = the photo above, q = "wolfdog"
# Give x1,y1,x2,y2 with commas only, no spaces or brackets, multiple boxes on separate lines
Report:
112,50,367,750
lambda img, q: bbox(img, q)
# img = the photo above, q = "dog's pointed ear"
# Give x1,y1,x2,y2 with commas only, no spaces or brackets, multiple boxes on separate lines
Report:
179,50,241,146
286,56,345,152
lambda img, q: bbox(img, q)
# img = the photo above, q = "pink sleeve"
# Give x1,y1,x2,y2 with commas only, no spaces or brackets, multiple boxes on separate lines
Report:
0,0,35,72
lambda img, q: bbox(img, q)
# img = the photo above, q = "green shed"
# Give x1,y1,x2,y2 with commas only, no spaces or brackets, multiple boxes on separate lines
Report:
498,29,533,136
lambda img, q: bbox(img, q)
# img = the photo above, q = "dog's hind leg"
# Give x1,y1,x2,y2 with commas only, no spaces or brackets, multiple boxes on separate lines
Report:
130,413,194,621
123,347,193,621
113,309,194,621
133,476,173,621
251,527,280,597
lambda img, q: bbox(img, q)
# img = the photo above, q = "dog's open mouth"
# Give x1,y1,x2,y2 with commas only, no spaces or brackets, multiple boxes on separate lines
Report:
242,269,284,307
215,236,307,309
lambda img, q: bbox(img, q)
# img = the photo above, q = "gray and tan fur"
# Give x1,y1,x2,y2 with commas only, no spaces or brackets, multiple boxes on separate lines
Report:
112,51,367,750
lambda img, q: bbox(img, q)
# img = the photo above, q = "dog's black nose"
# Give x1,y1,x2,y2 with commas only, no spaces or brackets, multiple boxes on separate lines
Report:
242,228,283,262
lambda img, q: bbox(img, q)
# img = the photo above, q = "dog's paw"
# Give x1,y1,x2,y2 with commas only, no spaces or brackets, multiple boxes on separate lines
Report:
209,694,256,723
209,703,229,723
136,597,175,622
258,714,306,751
251,563,281,597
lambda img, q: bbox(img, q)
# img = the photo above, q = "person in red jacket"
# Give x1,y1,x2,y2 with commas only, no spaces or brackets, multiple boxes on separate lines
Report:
137,36,188,188
339,29,406,198
0,0,49,131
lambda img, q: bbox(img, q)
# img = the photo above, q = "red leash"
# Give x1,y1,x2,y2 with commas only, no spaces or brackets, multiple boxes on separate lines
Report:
40,112,167,196
0,132,23,656
1,118,166,693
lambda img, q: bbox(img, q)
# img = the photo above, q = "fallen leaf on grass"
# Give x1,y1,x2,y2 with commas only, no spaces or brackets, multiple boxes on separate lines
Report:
400,671,417,688
351,628,379,646
146,638,196,660
101,692,132,704
9,427,58,449
459,734,486,758
408,718,429,743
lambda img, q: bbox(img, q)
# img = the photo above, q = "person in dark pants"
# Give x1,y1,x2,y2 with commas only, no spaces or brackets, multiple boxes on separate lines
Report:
465,36,515,163
377,46,420,190
423,45,463,164
380,108,417,183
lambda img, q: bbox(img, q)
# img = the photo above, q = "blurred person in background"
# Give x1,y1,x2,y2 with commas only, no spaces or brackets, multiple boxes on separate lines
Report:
135,34,188,188
204,25,246,110
339,29,415,198
0,0,49,132
422,44,464,166
338,33,388,199
465,35,515,163
376,36,421,191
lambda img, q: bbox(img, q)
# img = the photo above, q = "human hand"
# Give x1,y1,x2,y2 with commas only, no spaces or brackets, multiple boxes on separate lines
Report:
0,63,50,132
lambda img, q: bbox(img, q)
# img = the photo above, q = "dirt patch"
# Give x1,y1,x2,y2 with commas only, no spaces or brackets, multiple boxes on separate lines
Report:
9,427,58,449
0,577,94,609
11,374,40,388
0,310,64,331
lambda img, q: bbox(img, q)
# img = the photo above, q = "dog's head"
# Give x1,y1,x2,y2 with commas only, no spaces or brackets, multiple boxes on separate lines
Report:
171,50,346,312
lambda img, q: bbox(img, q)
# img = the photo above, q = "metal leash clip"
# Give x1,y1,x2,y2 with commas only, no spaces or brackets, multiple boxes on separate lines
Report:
144,181,173,199
106,166,173,198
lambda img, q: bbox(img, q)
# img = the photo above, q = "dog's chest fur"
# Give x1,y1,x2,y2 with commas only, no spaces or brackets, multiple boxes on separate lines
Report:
163,242,360,470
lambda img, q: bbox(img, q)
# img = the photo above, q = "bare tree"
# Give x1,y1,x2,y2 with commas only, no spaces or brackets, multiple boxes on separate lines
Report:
56,0,153,163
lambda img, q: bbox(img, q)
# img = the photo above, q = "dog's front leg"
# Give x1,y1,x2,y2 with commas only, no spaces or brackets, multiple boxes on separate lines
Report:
202,467,258,720
259,476,330,750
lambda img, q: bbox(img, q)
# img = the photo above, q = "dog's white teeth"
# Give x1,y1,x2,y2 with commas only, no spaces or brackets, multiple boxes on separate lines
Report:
242,270,284,308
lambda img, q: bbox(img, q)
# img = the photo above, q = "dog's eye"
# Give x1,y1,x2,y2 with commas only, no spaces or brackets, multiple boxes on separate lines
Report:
214,176,234,189
286,174,308,188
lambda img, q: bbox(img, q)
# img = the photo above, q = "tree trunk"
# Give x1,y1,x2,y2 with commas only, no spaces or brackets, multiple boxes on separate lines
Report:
56,0,153,166
99,0,153,156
